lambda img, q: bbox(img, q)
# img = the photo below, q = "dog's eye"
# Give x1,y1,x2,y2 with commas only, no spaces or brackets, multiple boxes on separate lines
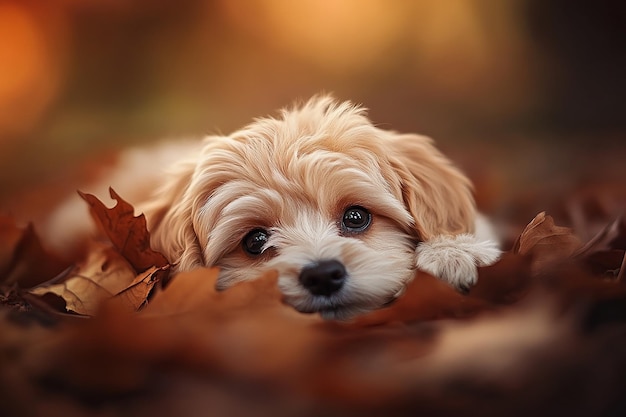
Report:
242,228,269,255
342,206,371,233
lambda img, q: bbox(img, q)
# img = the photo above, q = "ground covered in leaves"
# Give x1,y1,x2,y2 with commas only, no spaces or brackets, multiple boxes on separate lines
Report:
2,184,626,417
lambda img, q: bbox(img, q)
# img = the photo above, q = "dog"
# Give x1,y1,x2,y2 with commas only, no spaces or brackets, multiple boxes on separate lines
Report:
44,96,501,319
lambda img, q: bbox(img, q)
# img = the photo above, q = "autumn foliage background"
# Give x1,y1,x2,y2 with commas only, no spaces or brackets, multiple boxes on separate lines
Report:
1,1,625,416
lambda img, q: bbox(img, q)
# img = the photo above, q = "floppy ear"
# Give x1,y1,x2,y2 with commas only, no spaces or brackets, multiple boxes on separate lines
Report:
387,133,476,240
142,157,205,272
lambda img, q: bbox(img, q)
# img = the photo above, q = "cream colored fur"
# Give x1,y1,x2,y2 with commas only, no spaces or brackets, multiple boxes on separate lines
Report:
44,96,501,319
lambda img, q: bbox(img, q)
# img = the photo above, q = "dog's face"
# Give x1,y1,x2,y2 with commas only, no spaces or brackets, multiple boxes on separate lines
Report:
148,97,476,319
193,135,418,319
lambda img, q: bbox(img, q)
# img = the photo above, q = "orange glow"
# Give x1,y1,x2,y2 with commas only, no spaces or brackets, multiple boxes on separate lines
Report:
0,3,64,138
222,0,405,72
220,0,531,107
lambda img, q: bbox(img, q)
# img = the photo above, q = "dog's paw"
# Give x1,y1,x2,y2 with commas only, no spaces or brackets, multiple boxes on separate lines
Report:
415,234,501,290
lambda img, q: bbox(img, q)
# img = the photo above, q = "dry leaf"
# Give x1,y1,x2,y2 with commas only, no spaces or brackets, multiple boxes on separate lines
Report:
142,267,223,316
142,268,298,319
110,264,168,312
574,216,625,258
12,190,172,316
513,211,583,273
351,271,488,326
79,188,169,272
29,245,159,315
0,216,67,289
21,269,323,404
0,215,24,276
470,253,532,304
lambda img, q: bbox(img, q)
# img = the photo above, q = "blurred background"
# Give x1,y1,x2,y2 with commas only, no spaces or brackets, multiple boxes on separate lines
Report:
0,0,624,226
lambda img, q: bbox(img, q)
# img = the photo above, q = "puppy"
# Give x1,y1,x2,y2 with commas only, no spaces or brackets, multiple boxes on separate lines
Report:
45,96,500,319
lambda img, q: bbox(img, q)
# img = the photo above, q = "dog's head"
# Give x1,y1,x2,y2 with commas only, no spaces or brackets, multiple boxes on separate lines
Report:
146,96,476,319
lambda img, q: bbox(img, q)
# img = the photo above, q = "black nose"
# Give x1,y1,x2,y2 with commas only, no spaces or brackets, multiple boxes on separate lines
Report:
299,260,346,296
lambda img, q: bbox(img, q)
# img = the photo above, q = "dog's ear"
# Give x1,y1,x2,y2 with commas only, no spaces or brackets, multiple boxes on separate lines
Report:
143,157,205,272
386,133,476,240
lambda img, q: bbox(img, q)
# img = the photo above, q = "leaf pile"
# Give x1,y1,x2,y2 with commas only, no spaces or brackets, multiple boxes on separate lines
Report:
2,189,170,318
1,190,626,417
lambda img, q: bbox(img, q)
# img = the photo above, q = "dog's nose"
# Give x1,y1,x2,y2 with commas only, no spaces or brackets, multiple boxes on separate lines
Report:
299,260,346,296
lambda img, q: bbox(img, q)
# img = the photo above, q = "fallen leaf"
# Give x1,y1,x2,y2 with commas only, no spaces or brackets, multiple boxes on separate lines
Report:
351,271,488,326
79,188,169,272
0,215,24,276
574,216,625,258
111,264,168,312
0,216,67,289
470,253,532,304
618,253,626,282
513,212,583,273
142,268,294,319
557,182,626,242
29,245,159,315
141,267,223,316
535,260,626,325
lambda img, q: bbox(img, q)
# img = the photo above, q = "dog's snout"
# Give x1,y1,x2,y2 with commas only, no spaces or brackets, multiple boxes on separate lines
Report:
299,260,346,296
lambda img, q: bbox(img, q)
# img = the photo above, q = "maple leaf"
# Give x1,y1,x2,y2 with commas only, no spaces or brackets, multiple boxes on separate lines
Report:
3,190,172,316
78,188,169,272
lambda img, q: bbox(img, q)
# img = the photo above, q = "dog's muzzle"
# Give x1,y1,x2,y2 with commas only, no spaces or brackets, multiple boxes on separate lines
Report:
298,259,346,296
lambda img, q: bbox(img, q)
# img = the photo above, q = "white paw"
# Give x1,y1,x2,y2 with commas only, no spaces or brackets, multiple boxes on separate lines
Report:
415,234,501,290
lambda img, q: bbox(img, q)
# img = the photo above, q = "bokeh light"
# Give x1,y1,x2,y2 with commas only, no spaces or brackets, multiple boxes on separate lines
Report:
0,0,623,221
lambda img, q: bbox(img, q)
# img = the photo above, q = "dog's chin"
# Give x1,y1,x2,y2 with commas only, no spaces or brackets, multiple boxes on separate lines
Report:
284,293,399,321
294,302,362,321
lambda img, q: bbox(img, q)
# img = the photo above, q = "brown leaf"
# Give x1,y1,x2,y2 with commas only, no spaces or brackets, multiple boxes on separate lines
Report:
574,216,625,258
0,215,24,276
558,182,626,242
142,268,293,318
470,253,532,304
110,264,168,312
351,271,488,326
513,212,583,274
567,216,626,279
25,268,322,402
142,267,223,316
0,216,67,288
29,245,161,315
538,260,626,308
617,253,626,282
79,188,169,272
